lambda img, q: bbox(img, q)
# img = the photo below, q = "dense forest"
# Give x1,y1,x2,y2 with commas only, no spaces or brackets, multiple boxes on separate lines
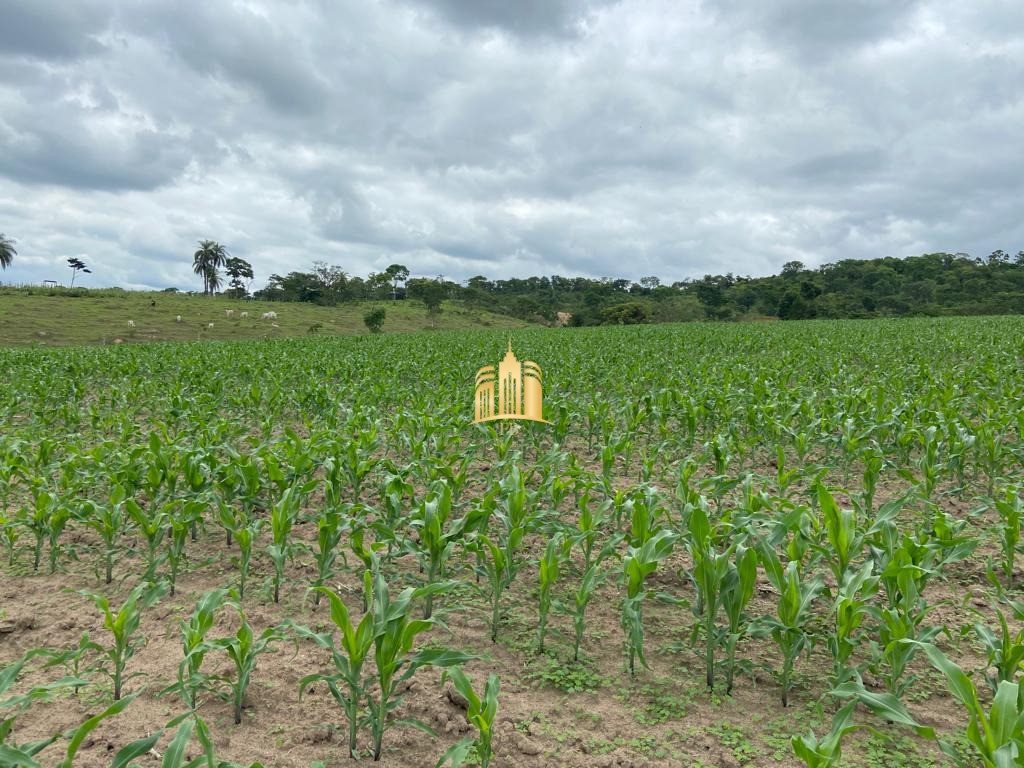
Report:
255,251,1024,325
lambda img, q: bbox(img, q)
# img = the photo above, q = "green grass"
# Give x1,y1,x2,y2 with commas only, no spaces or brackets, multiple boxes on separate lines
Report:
0,288,528,347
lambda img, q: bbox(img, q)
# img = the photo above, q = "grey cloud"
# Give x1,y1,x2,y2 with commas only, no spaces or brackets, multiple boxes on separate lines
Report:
1,0,1023,291
711,0,923,61
0,0,111,60
401,0,619,37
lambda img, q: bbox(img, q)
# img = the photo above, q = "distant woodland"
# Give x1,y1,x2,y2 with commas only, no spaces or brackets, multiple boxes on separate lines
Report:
256,250,1024,325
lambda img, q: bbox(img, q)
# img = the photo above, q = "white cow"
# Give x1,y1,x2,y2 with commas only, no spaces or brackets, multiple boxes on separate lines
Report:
240,311,248,319
127,320,135,328
207,322,214,328
225,309,234,317
262,311,278,320
175,315,182,323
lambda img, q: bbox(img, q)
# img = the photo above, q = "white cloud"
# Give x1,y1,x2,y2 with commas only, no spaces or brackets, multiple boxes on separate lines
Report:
0,0,1022,290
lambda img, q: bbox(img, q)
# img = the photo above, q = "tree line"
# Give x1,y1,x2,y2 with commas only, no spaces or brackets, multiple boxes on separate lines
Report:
4,233,1023,324
250,249,1024,325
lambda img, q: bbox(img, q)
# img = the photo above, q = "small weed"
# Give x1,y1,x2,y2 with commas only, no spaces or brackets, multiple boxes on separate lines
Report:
525,655,603,693
708,722,761,765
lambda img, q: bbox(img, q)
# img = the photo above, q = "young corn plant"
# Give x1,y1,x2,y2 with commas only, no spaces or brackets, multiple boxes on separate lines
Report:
816,484,863,586
474,530,524,643
210,604,282,725
687,504,732,691
218,503,261,600
721,545,758,694
793,682,935,768
364,573,471,761
165,587,230,709
79,485,132,584
571,559,610,663
574,490,615,571
995,487,1022,588
293,575,470,761
436,668,500,768
23,490,67,573
79,580,169,700
757,548,823,706
410,480,469,618
791,701,862,768
535,532,571,654
166,500,203,597
293,575,375,759
125,497,167,582
868,548,940,697
621,529,676,676
828,561,879,688
1,507,19,566
973,604,1024,694
311,505,347,607
912,640,1024,766
268,486,302,604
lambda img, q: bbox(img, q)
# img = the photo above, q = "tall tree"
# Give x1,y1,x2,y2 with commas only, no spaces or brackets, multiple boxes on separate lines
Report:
385,264,409,300
225,257,254,298
408,278,446,328
193,240,228,295
67,257,91,287
0,233,15,270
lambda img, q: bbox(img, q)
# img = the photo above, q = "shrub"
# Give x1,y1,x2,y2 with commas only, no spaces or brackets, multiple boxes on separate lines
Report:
363,307,386,333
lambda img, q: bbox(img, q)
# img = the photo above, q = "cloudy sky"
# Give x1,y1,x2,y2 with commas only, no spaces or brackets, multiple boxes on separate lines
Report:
0,0,1021,290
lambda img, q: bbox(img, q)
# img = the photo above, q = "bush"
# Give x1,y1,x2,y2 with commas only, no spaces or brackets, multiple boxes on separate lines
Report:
599,302,650,325
363,308,386,333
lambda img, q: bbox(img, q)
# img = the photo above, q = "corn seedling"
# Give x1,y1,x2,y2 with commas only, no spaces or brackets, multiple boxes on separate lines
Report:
622,528,676,676
436,668,499,768
721,545,758,694
125,497,167,582
973,604,1024,695
78,485,131,584
311,505,347,607
209,604,282,724
267,486,302,603
687,504,732,690
166,587,230,709
828,561,878,688
995,487,1022,588
78,580,169,700
535,532,570,654
757,548,823,706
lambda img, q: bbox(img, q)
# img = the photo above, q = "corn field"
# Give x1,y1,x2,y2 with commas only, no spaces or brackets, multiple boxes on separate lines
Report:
2,316,1024,767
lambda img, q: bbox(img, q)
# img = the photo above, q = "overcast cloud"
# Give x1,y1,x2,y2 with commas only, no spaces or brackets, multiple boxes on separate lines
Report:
0,0,1022,290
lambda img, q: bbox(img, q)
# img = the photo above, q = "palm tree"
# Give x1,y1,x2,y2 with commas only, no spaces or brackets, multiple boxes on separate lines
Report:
205,266,223,294
0,234,16,270
192,240,228,295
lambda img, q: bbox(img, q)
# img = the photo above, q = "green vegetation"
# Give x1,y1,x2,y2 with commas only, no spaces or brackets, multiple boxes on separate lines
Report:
0,286,525,346
2,316,1024,766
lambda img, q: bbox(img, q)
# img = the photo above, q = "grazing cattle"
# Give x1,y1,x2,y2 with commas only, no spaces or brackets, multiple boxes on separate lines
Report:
262,311,278,320
127,320,135,328
555,312,572,327
225,309,234,317
240,311,248,318
175,315,182,323
207,322,214,328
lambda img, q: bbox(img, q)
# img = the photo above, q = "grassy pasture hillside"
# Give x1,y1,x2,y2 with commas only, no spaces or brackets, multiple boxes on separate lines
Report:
0,288,526,346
